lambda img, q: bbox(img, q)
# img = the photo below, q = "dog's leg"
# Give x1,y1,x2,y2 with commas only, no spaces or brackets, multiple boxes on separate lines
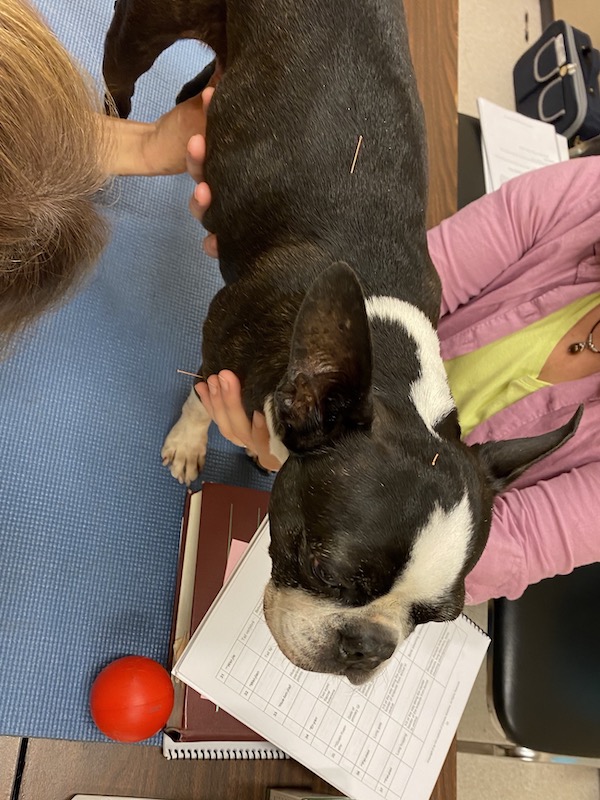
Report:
103,0,180,117
161,388,211,485
176,59,217,105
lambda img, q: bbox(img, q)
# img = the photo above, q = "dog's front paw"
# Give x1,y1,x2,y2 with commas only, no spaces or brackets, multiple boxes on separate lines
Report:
161,389,211,485
161,427,206,485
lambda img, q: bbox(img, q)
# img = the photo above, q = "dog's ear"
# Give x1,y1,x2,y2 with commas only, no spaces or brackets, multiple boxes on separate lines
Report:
274,261,373,453
473,405,583,492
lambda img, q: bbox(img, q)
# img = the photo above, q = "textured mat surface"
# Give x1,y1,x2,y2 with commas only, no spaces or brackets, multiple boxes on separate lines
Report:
0,0,272,742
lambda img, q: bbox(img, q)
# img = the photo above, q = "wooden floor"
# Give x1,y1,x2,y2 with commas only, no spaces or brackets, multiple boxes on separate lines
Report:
1,1,458,798
1,736,456,799
1,738,20,800
405,0,459,228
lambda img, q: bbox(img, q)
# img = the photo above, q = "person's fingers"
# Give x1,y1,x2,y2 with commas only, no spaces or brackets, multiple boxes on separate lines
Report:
205,375,237,441
188,197,202,222
251,412,282,471
189,181,218,259
189,180,212,221
214,371,254,445
194,181,211,207
206,373,249,447
202,86,215,113
195,381,213,415
197,370,282,472
203,233,218,259
215,369,241,401
186,133,206,183
198,378,245,447
186,97,218,256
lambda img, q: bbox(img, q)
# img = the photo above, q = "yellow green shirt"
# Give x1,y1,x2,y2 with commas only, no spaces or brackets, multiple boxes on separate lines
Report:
444,292,600,437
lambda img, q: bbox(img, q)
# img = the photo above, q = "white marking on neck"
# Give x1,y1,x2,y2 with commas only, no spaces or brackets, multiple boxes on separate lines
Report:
365,295,455,435
264,395,290,465
397,492,473,603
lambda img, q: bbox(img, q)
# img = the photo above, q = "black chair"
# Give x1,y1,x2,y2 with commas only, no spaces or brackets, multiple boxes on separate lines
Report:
461,563,600,764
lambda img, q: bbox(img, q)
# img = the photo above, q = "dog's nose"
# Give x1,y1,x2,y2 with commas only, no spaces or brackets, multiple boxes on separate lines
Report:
337,622,396,670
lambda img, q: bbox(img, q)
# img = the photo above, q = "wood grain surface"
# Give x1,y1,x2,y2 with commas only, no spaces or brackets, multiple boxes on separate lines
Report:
0,737,20,800
405,0,459,227
15,734,455,800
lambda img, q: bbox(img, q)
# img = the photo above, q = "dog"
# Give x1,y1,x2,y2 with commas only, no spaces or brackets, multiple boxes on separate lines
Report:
103,0,582,685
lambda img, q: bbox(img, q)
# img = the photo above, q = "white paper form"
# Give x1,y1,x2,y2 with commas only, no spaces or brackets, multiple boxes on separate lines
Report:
478,97,569,193
174,519,489,800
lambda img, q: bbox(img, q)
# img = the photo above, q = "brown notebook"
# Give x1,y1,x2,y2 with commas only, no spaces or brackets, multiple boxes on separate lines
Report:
163,482,286,759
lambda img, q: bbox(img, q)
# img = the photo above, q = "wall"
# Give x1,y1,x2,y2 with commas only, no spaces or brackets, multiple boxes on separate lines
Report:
553,0,600,46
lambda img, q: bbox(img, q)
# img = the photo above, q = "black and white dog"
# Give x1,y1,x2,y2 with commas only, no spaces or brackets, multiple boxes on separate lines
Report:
104,0,581,685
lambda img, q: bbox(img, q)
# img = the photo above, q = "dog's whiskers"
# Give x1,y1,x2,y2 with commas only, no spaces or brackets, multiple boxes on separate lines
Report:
350,134,363,174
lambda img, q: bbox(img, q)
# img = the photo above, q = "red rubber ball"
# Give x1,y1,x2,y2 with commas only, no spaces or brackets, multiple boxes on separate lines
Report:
90,655,174,742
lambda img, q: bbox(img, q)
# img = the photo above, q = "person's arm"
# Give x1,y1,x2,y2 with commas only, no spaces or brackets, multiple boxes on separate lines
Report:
429,157,600,317
465,462,600,604
100,92,207,176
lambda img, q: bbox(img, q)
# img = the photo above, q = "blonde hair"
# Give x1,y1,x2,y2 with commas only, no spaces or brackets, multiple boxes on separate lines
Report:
0,0,109,350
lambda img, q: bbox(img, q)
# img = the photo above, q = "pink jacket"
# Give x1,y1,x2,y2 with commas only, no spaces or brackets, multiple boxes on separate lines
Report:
427,157,600,604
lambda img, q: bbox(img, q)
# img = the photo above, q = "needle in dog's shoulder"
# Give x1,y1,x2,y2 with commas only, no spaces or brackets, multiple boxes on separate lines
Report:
350,134,363,174
176,368,205,380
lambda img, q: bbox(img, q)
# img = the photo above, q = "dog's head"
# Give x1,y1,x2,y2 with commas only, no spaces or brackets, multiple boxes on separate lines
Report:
263,263,582,684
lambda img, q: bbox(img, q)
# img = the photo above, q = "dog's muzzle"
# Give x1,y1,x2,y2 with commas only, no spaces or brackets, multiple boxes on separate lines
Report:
337,620,397,670
263,581,400,684
335,620,398,684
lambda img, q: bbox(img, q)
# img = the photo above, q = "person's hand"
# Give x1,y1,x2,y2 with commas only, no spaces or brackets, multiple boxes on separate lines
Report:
186,88,218,258
186,134,218,258
101,88,210,177
142,90,209,175
195,370,283,472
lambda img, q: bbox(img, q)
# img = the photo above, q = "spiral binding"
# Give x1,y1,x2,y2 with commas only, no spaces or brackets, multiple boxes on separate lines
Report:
460,612,489,637
167,747,288,760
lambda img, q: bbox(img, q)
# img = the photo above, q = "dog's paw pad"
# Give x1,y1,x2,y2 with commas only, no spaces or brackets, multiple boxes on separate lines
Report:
161,433,206,486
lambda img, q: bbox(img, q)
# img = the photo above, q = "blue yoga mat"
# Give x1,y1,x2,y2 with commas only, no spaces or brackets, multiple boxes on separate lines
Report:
0,0,272,742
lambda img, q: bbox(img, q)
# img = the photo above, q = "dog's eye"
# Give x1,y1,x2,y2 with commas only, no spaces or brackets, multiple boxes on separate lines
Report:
310,556,339,588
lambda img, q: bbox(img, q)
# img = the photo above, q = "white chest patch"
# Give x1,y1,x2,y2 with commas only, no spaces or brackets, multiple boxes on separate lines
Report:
264,395,290,464
365,295,455,435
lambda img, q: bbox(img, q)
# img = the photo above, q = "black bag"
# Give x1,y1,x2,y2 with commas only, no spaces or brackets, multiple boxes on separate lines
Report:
513,20,600,142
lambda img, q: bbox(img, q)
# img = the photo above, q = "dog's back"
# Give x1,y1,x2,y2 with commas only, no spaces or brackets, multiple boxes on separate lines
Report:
204,0,439,321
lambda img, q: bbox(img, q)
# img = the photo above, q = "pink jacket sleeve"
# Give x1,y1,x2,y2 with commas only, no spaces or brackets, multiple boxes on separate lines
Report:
464,462,600,605
427,157,600,317
427,158,600,604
